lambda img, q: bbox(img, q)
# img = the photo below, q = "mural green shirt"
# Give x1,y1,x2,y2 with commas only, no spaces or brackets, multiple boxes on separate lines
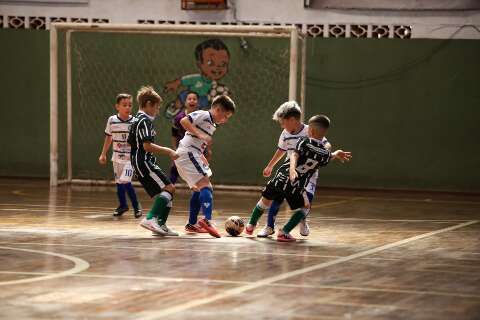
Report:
180,74,212,96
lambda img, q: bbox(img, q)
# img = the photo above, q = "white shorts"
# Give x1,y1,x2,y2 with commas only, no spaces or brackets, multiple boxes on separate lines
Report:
305,170,318,195
174,150,212,188
113,161,134,184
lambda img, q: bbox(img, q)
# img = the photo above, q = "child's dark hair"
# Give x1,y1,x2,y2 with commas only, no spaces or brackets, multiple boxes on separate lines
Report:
195,39,230,62
308,114,331,129
273,101,301,121
212,95,236,113
116,93,132,104
185,91,199,99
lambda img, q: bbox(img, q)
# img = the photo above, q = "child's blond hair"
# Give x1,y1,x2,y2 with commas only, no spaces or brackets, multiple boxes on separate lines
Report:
137,86,162,109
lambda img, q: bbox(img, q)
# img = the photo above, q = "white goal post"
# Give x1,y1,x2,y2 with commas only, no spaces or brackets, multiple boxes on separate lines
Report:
50,23,306,187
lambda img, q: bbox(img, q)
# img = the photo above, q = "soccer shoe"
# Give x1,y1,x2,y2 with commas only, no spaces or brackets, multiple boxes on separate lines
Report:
198,218,221,238
140,217,165,235
185,223,208,233
245,223,256,235
113,206,129,217
133,206,143,218
299,218,310,237
277,230,296,242
257,226,275,238
159,224,179,236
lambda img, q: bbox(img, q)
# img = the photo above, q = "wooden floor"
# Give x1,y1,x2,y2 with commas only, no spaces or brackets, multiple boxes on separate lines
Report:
0,178,479,320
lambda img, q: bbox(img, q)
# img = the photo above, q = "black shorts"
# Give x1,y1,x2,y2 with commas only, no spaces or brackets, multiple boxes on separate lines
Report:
133,160,172,198
262,180,309,210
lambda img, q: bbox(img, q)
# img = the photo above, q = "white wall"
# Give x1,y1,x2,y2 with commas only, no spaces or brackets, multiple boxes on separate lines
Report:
1,0,480,38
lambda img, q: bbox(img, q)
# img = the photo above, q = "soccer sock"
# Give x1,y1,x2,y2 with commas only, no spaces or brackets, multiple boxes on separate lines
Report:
267,200,282,228
170,164,179,184
157,191,173,225
146,191,172,221
116,183,127,208
189,192,201,225
199,187,213,220
249,201,269,226
282,209,306,234
124,183,139,210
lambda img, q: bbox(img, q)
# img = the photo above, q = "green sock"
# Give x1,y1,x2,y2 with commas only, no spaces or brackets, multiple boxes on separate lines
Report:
157,202,172,226
282,210,305,234
148,194,169,221
146,211,155,220
248,205,265,225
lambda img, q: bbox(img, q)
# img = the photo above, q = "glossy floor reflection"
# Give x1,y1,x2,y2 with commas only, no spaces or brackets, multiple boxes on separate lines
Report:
0,178,479,319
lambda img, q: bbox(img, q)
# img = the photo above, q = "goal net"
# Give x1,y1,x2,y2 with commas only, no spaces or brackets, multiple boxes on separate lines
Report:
50,23,302,187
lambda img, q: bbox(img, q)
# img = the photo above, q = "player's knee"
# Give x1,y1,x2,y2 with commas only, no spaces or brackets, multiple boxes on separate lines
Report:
164,184,176,195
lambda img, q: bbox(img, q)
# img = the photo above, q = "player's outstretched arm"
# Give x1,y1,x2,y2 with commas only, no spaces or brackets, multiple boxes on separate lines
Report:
331,150,352,163
289,152,299,182
143,142,179,160
98,135,113,165
263,149,286,177
179,116,212,145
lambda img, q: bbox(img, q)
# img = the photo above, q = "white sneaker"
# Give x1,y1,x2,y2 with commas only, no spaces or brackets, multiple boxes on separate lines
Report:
257,226,275,238
159,224,179,236
140,217,166,235
299,218,310,236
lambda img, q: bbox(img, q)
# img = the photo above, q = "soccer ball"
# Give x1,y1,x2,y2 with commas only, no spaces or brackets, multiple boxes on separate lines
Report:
225,216,245,237
208,81,230,101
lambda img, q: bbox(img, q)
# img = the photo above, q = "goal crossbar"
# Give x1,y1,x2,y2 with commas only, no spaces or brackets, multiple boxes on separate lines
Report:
50,23,304,187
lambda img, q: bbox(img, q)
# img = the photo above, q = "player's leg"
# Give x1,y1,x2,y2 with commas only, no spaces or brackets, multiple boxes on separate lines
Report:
137,162,178,236
125,182,142,218
299,178,316,236
257,198,283,238
195,176,221,238
113,162,128,217
246,197,273,235
277,192,310,242
184,190,208,233
118,162,142,218
298,191,314,236
175,151,218,237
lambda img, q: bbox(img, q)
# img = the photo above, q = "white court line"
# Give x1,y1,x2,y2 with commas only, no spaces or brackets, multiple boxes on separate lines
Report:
0,246,90,286
1,271,478,300
134,220,479,319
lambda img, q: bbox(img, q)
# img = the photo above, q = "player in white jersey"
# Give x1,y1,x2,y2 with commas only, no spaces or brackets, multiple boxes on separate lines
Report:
251,101,331,237
99,93,142,218
174,95,236,238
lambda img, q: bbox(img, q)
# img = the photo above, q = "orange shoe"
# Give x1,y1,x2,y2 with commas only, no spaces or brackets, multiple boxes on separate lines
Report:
185,223,208,233
245,223,256,235
277,231,296,242
198,218,221,238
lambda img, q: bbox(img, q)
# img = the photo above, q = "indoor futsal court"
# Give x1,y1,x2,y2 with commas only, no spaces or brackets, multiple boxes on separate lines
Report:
1,179,479,319
1,0,480,319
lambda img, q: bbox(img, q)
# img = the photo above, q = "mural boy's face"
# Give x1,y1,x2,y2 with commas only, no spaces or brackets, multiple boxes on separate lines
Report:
198,48,229,81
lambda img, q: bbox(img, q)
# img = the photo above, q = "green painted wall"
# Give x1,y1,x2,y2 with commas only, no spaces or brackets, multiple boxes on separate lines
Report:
0,29,50,177
305,38,480,192
1,29,479,192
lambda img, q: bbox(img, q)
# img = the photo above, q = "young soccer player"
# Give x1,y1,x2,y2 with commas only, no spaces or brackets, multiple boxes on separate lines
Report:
256,101,331,238
128,86,179,236
245,114,352,242
174,95,236,238
99,93,142,218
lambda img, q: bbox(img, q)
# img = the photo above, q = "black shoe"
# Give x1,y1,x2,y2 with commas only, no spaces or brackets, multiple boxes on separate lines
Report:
113,206,129,217
133,206,143,218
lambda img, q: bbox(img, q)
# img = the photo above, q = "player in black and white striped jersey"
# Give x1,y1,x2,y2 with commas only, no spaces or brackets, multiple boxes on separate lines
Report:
245,115,352,242
99,93,142,218
128,86,179,236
